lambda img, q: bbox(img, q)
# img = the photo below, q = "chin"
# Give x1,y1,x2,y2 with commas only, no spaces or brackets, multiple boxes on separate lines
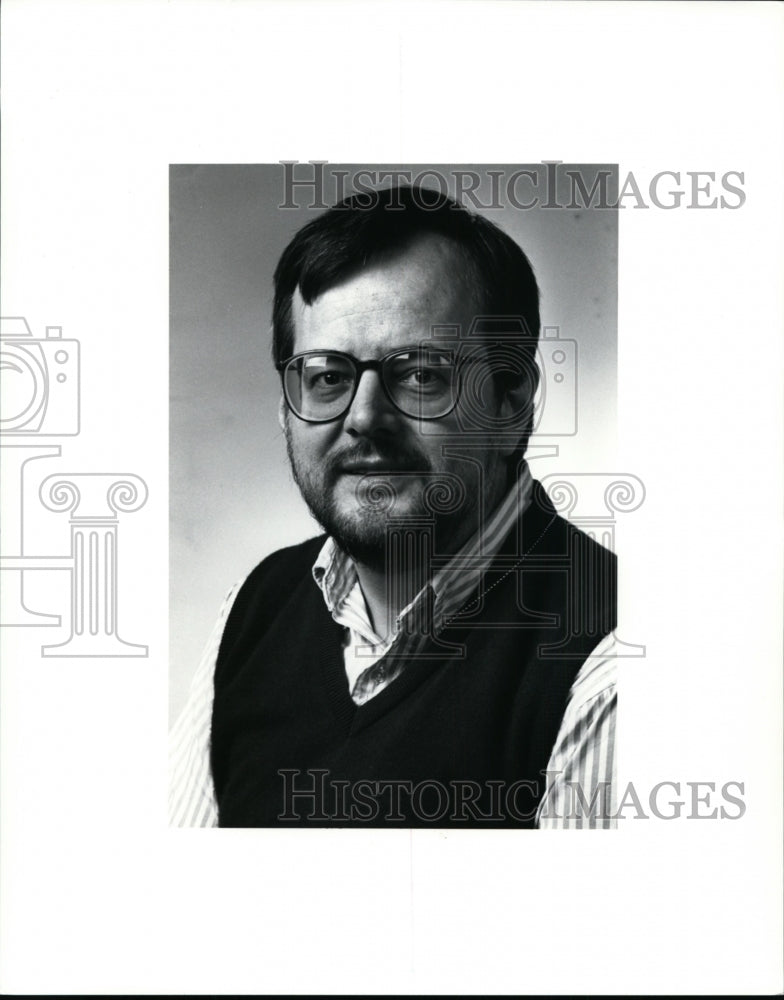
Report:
326,498,473,571
334,474,423,513
296,467,477,566
323,512,392,567
318,492,430,567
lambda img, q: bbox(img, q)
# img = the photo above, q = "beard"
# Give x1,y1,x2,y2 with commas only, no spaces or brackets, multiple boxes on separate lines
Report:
284,426,482,570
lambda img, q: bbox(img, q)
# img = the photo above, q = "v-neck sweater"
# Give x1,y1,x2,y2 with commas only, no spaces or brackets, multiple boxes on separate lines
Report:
210,483,616,827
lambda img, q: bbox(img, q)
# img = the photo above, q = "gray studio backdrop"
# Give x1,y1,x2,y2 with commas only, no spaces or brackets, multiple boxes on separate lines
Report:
169,163,618,724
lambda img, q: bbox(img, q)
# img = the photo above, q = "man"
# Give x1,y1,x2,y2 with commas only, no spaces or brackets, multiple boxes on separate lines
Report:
169,184,617,828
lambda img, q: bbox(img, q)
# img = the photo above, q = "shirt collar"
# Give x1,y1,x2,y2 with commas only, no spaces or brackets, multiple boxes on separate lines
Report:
312,536,357,616
429,459,533,627
312,460,534,634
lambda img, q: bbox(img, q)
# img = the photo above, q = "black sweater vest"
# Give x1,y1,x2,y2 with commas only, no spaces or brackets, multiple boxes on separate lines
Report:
211,482,617,828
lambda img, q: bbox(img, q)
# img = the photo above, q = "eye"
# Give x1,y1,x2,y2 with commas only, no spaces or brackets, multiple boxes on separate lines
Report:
315,371,347,386
305,367,353,394
398,366,449,388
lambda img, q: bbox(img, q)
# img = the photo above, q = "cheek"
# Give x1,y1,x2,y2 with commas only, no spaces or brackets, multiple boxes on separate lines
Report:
409,416,462,465
287,422,333,466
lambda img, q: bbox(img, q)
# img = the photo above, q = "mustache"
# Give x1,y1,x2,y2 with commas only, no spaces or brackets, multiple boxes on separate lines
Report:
325,442,432,479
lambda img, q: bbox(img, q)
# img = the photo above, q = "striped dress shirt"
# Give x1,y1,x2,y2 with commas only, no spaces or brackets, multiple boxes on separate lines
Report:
169,465,618,829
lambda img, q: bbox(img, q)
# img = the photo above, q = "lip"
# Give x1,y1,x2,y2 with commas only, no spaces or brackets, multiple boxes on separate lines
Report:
339,466,419,474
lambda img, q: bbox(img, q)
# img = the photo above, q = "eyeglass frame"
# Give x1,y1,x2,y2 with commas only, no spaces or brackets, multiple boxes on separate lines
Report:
274,346,491,424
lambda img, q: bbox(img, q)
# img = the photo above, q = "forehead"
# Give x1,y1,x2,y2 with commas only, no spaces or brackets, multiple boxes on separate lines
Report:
290,234,481,356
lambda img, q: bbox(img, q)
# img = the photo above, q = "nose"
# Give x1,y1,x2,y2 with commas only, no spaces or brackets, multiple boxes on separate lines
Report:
342,368,398,437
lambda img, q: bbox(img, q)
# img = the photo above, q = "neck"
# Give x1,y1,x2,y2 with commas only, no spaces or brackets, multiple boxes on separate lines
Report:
349,467,517,638
351,509,484,638
353,556,428,640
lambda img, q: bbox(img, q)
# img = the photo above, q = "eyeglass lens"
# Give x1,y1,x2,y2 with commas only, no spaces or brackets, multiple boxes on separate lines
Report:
282,351,458,421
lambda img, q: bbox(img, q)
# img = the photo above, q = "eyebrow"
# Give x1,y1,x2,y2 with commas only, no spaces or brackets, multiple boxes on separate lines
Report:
291,344,444,360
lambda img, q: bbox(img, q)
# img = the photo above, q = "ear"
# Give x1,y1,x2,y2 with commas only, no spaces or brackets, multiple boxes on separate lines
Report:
278,395,288,432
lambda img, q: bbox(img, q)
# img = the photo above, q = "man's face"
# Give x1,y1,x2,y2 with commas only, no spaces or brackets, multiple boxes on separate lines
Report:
282,234,518,567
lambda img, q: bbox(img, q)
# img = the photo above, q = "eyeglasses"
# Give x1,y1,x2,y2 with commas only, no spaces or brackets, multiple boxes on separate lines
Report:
276,347,471,423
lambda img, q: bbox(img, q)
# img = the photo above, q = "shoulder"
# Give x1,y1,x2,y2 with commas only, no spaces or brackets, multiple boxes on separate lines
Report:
241,533,327,591
215,533,327,671
518,480,618,645
528,479,617,567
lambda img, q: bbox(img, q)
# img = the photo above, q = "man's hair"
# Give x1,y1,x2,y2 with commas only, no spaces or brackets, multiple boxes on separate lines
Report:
272,183,541,469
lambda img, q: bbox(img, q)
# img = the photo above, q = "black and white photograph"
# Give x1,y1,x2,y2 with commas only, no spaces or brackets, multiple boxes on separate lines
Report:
1,1,782,995
168,163,623,830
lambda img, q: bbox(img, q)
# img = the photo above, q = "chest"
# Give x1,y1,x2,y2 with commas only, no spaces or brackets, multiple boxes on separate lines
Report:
210,571,582,827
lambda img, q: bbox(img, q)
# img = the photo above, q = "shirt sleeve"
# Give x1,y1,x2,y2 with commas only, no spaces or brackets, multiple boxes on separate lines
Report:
167,583,240,827
536,636,618,830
